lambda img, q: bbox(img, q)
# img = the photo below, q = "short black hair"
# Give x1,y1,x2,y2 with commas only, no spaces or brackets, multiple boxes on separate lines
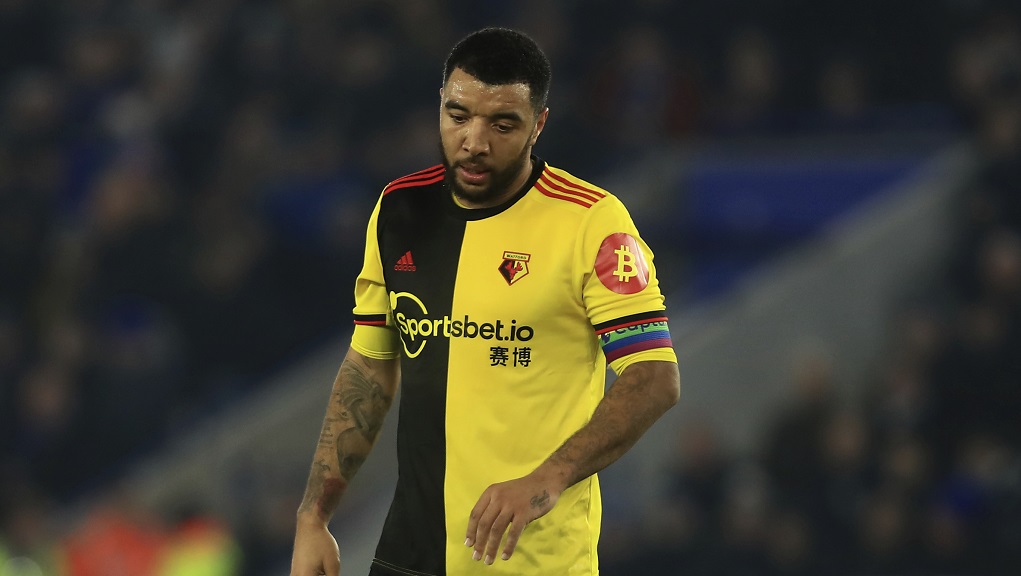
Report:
443,27,551,113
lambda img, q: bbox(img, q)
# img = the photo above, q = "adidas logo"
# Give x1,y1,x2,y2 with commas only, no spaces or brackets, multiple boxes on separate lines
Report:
394,250,417,272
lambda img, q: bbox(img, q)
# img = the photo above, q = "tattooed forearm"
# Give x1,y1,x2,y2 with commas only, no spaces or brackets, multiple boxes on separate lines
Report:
296,351,399,522
298,460,345,517
317,417,339,447
317,478,345,514
337,360,392,440
339,451,365,479
542,361,679,489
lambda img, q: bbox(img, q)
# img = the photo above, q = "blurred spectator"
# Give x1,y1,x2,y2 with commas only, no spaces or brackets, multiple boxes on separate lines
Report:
585,24,702,156
158,512,241,576
655,418,731,572
0,489,64,575
62,491,167,576
762,347,836,510
8,362,84,498
59,487,241,576
763,508,817,576
813,409,874,569
853,488,917,575
711,27,785,135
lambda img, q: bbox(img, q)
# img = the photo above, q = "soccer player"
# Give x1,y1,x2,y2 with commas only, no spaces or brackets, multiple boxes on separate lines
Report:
290,27,680,576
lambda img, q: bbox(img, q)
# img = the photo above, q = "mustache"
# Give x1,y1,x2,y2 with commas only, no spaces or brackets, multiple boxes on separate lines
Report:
437,138,491,171
454,156,490,169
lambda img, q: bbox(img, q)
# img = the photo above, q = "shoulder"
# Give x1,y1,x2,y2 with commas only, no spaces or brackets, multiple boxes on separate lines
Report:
382,164,446,196
533,165,636,231
533,164,615,210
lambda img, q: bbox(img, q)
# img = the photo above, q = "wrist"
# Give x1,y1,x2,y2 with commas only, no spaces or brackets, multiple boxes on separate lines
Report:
296,506,331,528
533,457,573,494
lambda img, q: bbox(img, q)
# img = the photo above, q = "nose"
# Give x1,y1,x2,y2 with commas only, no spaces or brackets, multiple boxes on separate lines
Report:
461,119,489,156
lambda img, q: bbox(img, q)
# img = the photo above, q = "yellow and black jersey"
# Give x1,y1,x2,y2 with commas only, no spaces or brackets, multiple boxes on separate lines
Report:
351,157,676,576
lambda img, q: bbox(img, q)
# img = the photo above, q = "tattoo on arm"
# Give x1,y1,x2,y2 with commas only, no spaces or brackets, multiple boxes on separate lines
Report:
544,361,679,489
297,356,396,519
336,445,367,480
299,459,346,517
337,360,391,440
317,478,345,515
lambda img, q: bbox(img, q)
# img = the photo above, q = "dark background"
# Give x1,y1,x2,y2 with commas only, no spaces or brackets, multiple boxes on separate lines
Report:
1,0,1020,574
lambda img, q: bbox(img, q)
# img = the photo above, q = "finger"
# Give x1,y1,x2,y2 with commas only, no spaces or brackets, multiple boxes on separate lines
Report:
472,504,503,561
465,490,491,547
483,510,514,565
502,517,527,561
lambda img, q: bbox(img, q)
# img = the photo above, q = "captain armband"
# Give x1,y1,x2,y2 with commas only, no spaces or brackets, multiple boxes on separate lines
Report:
594,312,676,374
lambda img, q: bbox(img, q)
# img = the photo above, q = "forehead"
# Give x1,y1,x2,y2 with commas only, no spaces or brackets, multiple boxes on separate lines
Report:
442,68,533,113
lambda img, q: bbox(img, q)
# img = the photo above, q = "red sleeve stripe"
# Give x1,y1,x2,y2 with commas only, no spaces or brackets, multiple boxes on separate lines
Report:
384,173,444,195
394,164,444,182
535,179,594,208
384,164,444,186
595,316,669,335
543,169,606,200
383,165,445,195
354,314,388,326
538,173,604,205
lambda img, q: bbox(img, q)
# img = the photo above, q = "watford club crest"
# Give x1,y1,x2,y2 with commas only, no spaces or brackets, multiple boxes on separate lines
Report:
498,251,531,285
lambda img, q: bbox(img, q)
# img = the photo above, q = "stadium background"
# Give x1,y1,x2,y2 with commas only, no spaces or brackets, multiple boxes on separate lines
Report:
1,0,1020,574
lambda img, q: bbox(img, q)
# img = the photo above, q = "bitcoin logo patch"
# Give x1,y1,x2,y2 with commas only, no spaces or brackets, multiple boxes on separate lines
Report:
596,232,650,294
613,245,638,282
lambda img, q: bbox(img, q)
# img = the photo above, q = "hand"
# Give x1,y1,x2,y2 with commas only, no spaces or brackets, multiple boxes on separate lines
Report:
464,471,562,565
291,516,341,576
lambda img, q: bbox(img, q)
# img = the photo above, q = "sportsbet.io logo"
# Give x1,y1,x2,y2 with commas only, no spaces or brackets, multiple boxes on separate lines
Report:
389,291,533,358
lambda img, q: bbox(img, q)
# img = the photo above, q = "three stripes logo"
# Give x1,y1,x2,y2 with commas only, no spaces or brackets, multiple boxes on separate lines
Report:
394,251,417,272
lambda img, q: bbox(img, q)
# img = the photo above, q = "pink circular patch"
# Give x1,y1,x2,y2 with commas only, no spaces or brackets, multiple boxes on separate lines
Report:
595,232,650,294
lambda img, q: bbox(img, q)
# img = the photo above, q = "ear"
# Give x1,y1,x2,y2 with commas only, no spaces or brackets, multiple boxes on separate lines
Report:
531,108,549,146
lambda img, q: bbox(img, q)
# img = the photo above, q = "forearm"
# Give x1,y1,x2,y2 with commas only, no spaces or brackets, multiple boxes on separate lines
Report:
297,349,399,523
539,360,680,491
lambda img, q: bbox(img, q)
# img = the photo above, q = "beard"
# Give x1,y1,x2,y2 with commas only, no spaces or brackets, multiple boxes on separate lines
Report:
440,138,532,207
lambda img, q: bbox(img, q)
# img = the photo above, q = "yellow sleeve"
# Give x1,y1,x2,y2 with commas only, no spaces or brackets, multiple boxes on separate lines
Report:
350,193,401,360
578,195,677,374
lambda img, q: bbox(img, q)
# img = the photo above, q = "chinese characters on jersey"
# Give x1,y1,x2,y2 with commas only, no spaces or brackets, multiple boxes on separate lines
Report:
489,346,532,367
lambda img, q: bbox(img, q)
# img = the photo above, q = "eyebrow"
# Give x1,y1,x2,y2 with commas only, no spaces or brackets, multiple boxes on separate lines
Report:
444,100,525,124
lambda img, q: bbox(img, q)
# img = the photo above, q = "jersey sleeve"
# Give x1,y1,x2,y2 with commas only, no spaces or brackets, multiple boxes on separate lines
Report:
350,194,401,360
578,195,677,374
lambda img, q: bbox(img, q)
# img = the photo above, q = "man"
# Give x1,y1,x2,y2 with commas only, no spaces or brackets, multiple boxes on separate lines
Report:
291,27,680,576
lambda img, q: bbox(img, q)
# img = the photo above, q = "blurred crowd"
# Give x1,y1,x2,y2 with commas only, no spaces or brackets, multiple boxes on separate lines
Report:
606,6,1021,576
1,0,1019,574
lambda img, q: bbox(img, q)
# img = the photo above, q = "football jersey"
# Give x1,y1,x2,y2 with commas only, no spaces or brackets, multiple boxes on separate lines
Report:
351,157,676,576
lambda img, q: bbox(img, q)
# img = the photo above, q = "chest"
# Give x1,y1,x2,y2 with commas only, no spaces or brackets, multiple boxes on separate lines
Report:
378,197,583,328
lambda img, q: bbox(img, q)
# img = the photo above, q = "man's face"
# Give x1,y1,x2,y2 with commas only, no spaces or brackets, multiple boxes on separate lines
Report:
439,67,548,208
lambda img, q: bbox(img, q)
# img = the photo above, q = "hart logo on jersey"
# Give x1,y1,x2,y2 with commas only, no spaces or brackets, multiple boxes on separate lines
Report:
595,232,650,294
498,250,531,285
389,291,534,358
